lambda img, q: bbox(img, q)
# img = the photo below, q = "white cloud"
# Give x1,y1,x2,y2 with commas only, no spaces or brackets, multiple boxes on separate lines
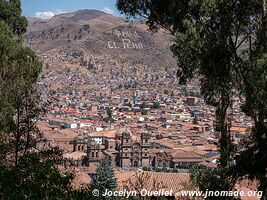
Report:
102,7,114,15
35,9,65,19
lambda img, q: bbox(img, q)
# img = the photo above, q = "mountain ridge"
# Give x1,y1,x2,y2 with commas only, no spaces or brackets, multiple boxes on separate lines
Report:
25,9,176,71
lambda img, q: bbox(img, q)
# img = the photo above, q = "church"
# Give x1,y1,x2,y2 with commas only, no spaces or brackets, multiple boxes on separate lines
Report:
72,127,151,169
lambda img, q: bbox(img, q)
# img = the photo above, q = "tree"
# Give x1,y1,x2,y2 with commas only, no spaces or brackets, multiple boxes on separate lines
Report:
236,58,267,198
116,0,264,197
122,171,167,200
0,0,27,37
107,107,115,123
0,1,93,199
141,110,148,115
107,107,113,119
152,101,160,109
235,6,267,197
171,0,260,173
0,1,42,165
190,165,234,200
0,150,75,199
116,0,190,35
0,20,42,165
193,116,198,125
141,102,147,110
91,156,117,199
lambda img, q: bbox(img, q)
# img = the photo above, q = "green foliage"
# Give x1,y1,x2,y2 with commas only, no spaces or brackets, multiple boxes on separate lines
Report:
163,89,168,95
193,116,198,125
0,151,74,200
0,20,42,165
141,109,148,115
173,0,258,189
152,101,160,109
241,53,267,129
162,167,170,173
91,156,117,199
106,107,115,123
235,22,267,196
117,0,266,198
107,107,113,119
88,62,94,69
190,165,235,200
116,0,190,34
155,168,162,172
142,166,152,171
172,168,179,173
0,0,28,36
140,102,147,109
70,186,93,200
0,2,93,199
124,102,132,108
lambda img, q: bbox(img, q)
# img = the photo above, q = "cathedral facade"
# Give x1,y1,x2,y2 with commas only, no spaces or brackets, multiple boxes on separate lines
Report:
118,129,150,168
72,127,151,169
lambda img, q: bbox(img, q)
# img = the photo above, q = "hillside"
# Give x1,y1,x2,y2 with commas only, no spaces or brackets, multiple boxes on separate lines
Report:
25,9,176,71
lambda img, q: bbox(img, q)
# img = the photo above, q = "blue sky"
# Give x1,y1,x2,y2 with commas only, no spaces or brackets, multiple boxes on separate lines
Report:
22,0,120,19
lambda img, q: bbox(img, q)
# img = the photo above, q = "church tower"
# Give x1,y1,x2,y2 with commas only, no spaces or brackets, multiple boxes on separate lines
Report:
87,139,101,163
120,127,132,167
141,132,150,166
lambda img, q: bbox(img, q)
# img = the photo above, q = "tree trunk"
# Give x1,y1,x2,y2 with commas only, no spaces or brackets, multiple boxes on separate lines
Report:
218,92,231,170
15,106,20,166
255,121,267,200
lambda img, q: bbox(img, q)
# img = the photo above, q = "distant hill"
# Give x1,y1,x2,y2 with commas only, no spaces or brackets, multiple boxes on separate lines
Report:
25,9,176,70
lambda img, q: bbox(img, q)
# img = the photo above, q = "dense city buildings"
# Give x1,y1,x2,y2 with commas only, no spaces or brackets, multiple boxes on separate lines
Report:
35,47,252,176
24,9,259,199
